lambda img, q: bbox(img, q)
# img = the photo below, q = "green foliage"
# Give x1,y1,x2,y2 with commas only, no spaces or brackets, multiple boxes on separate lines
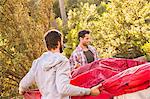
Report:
0,0,53,97
63,2,107,57
142,41,150,61
63,0,150,58
94,0,150,58
66,0,103,10
53,0,107,18
142,41,150,53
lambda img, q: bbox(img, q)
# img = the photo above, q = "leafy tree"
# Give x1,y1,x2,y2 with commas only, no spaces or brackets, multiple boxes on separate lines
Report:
0,0,53,97
93,0,150,58
66,0,103,9
63,0,150,58
53,0,108,18
63,2,107,57
142,41,150,61
53,0,108,39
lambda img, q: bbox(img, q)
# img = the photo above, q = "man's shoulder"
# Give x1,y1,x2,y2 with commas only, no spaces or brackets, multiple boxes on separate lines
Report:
72,48,78,53
38,51,69,63
72,45,83,53
88,45,96,49
56,53,69,62
71,48,81,56
88,45,96,51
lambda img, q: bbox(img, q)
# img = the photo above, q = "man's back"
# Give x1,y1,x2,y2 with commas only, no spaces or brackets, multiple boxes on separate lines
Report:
35,51,69,99
20,51,70,99
20,51,92,99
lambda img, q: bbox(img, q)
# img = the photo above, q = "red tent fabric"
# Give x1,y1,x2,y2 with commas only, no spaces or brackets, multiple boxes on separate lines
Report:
71,68,115,99
101,63,150,96
70,58,147,99
71,58,145,78
23,89,41,99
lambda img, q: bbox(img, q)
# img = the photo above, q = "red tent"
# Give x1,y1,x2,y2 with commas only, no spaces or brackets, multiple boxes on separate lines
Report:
71,58,145,78
23,89,41,99
70,58,147,99
101,63,150,96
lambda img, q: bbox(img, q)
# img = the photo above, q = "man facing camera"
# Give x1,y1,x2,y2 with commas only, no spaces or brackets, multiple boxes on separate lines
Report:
70,30,99,69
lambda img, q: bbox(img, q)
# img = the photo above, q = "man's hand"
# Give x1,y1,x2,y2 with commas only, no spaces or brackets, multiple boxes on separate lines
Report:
75,63,80,69
19,90,25,95
90,84,102,96
19,87,25,95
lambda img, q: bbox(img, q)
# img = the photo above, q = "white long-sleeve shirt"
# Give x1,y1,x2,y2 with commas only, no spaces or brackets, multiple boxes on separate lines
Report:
19,51,90,99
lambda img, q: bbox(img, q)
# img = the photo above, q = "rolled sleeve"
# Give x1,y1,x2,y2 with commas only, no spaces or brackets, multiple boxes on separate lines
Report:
19,60,37,92
56,60,90,96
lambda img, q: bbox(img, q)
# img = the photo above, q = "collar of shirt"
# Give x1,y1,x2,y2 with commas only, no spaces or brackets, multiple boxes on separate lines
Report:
76,45,92,52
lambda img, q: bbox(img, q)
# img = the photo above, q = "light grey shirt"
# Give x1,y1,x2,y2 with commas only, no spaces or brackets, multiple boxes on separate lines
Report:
19,51,90,99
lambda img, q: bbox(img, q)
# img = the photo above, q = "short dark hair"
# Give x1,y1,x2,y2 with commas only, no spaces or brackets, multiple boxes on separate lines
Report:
78,30,90,40
44,30,61,50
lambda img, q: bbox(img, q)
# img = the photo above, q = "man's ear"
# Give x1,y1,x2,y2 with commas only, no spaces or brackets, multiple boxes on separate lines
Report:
57,41,61,47
79,37,82,41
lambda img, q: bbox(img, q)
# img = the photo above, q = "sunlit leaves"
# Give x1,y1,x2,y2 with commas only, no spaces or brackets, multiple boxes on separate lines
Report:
63,0,150,58
0,0,53,97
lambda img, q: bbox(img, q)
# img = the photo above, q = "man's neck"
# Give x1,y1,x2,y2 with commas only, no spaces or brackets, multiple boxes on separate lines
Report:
79,43,88,51
49,48,60,53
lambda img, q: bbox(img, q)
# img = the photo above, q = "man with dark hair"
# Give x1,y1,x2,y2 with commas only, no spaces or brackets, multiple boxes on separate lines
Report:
19,29,101,99
70,30,99,69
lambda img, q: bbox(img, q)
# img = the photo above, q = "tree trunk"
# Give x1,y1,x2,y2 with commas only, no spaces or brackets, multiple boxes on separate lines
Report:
59,0,67,26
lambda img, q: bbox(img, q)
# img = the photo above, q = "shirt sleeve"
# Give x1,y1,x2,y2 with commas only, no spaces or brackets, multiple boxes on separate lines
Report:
95,49,99,60
91,46,99,60
69,53,81,69
19,60,37,92
56,60,91,96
